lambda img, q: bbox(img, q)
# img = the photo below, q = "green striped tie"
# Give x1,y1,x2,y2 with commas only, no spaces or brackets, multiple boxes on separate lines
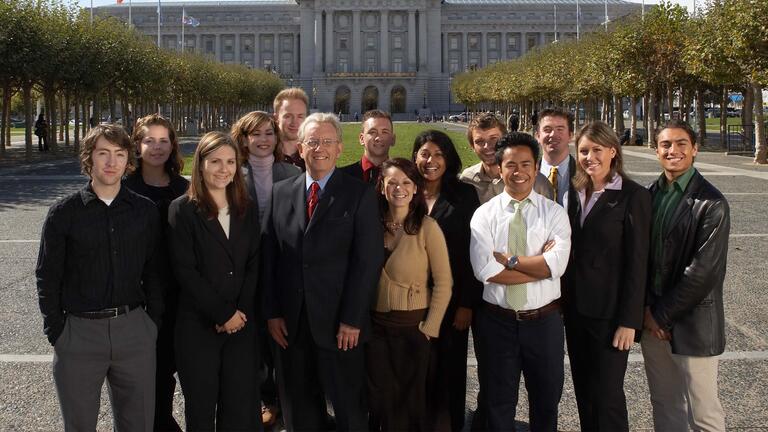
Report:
506,199,528,310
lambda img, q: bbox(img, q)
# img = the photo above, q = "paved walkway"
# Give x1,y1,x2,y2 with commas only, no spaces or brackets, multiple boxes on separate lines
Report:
1,128,767,430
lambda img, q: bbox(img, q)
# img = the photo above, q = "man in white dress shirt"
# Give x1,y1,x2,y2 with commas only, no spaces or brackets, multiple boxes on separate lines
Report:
470,132,571,432
536,108,576,207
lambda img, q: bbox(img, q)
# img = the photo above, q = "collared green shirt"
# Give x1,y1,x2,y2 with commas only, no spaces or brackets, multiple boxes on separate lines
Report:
651,167,696,292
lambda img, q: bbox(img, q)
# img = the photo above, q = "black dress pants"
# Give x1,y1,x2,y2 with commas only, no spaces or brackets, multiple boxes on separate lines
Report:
474,303,564,432
564,312,630,432
279,309,367,432
175,317,262,432
154,308,181,432
428,309,470,432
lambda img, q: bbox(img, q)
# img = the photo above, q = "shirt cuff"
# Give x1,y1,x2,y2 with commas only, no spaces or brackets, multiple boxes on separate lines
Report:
541,250,560,279
478,260,506,284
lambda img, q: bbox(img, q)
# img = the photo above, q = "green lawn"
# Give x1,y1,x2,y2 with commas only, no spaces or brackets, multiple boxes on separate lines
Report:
182,122,480,176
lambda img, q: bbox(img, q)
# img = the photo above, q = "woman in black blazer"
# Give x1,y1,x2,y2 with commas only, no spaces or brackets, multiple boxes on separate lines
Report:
562,121,651,431
168,132,262,431
231,111,299,428
411,130,482,431
124,114,189,432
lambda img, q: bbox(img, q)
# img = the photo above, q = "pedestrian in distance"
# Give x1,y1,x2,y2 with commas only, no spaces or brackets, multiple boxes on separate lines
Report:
35,113,49,152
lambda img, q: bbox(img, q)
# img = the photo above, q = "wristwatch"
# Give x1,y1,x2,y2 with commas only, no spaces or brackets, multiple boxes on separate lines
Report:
505,255,519,270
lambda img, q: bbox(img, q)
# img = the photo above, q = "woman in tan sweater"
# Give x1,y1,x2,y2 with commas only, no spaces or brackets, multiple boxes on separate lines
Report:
366,157,453,432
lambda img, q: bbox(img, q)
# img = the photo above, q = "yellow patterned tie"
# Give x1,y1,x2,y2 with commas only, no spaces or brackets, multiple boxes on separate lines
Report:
548,166,559,202
506,199,528,310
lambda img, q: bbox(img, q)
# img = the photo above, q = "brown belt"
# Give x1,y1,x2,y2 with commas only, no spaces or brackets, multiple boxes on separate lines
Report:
484,299,561,321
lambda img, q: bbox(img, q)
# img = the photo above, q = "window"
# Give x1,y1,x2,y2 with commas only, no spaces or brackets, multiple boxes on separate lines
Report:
282,36,292,51
282,57,292,74
507,34,518,51
366,54,376,72
392,57,402,72
527,34,538,50
449,35,459,50
339,37,348,50
489,35,498,50
449,58,460,74
262,36,274,51
393,35,402,49
338,58,349,72
367,35,376,48
469,35,479,49
223,38,234,53
205,40,214,53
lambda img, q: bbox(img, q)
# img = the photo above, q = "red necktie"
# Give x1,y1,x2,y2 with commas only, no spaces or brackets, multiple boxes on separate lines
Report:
307,181,320,219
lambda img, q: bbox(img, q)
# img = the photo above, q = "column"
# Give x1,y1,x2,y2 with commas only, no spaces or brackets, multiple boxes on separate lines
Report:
235,34,241,64
352,10,361,72
215,33,221,62
195,34,201,54
501,32,507,60
254,33,261,68
418,10,427,69
442,32,448,73
380,10,389,72
462,32,468,71
274,33,280,72
314,11,323,73
408,10,416,71
325,10,334,73
520,31,527,55
481,32,487,67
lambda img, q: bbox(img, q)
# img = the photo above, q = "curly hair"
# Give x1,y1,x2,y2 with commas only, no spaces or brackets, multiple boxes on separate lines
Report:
80,124,136,176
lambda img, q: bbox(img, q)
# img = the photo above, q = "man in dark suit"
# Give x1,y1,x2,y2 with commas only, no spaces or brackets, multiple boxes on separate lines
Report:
339,109,396,184
642,120,729,431
262,112,385,431
536,107,577,208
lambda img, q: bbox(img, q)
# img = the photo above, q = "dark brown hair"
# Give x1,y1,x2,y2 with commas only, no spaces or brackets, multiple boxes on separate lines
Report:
467,112,507,146
654,119,697,146
80,124,136,176
537,107,575,134
131,113,183,176
361,109,393,130
376,158,427,235
231,110,283,161
187,132,249,219
572,121,626,193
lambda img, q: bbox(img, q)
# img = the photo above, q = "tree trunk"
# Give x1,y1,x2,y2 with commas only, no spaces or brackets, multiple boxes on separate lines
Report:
753,83,766,164
59,95,65,142
648,91,657,148
47,89,58,151
642,92,649,140
108,87,117,124
23,84,34,160
0,84,9,155
696,88,706,147
720,86,728,149
666,83,674,121
613,94,623,135
74,96,80,151
630,95,638,146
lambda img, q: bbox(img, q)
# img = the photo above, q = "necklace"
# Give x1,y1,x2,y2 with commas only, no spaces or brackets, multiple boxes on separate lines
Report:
385,221,403,232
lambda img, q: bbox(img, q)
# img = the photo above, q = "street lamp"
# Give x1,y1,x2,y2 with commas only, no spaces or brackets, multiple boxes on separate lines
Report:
422,88,427,109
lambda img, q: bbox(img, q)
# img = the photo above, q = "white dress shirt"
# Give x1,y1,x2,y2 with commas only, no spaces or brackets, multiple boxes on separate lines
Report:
540,156,571,205
470,189,572,310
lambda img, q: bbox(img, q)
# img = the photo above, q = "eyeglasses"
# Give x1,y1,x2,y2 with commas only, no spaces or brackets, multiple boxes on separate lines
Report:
303,138,338,149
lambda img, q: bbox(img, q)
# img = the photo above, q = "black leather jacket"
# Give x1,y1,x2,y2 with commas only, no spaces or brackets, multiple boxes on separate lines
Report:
647,170,729,356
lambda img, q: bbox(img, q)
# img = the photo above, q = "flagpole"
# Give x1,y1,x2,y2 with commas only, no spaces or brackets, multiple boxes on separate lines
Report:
576,0,580,40
128,0,132,28
554,4,558,42
181,6,185,54
157,0,161,48
90,0,93,24
604,0,608,31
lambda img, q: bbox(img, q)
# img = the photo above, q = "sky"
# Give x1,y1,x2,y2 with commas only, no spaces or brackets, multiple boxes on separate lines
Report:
73,0,698,14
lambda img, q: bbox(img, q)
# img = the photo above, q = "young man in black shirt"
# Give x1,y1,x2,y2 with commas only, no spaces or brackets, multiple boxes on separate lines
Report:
36,124,164,431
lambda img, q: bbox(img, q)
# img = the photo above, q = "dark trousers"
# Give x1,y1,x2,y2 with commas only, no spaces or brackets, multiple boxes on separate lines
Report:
154,311,181,432
259,325,279,406
175,318,262,432
474,303,564,432
37,135,49,151
53,307,157,431
428,314,469,432
279,309,367,432
564,312,630,432
366,312,431,432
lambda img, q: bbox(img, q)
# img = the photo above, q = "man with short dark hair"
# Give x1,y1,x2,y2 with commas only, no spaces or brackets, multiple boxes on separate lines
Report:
642,120,729,432
36,124,164,431
469,132,571,431
340,109,396,183
536,107,576,207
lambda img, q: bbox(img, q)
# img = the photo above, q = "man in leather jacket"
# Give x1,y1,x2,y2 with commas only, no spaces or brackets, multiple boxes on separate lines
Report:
642,120,729,432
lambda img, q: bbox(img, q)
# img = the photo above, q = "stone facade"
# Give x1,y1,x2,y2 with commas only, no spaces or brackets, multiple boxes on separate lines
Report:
98,0,641,116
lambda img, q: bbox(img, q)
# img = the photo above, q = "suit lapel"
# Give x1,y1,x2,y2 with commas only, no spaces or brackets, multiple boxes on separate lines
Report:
199,207,234,259
291,174,307,233
430,194,450,220
582,189,621,229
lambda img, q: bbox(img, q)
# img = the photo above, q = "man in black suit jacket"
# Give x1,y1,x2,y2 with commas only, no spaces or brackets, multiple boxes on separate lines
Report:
536,107,577,208
262,112,385,431
339,109,396,184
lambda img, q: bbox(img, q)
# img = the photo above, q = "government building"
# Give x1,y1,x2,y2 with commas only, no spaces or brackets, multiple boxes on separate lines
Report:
98,0,641,117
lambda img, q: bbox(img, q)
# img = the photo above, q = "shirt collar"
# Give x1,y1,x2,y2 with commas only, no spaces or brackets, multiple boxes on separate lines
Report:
305,168,335,191
360,155,377,173
604,173,623,191
500,188,540,210
80,182,132,206
658,166,696,193
541,154,570,173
